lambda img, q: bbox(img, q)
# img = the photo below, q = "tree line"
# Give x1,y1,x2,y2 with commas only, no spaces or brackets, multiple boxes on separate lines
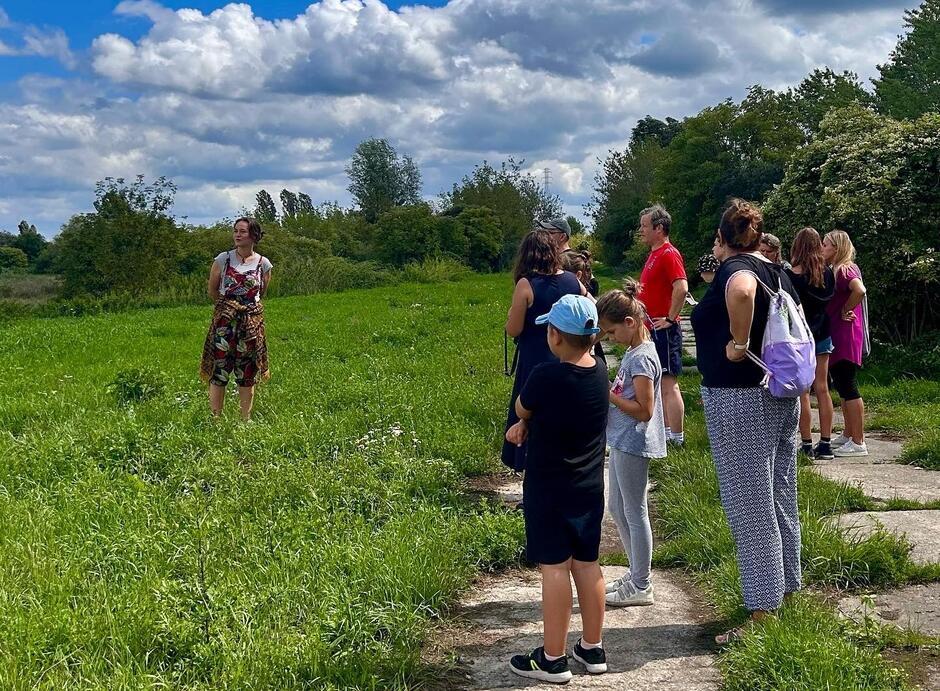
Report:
0,141,569,301
589,0,940,344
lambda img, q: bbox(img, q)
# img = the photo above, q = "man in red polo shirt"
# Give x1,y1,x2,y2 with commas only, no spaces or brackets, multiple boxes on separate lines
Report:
637,205,688,445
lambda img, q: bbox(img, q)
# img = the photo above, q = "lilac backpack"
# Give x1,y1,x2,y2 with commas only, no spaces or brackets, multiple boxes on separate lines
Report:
744,273,816,398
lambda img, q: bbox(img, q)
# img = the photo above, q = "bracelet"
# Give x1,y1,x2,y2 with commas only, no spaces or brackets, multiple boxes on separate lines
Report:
732,339,750,351
665,316,677,325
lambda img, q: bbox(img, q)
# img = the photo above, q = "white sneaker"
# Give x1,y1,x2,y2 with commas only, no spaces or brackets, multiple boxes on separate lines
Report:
606,580,654,607
605,570,631,594
830,433,851,448
833,440,868,457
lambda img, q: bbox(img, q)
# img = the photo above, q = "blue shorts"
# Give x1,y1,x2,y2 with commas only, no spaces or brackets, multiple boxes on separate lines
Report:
815,337,834,356
651,322,683,376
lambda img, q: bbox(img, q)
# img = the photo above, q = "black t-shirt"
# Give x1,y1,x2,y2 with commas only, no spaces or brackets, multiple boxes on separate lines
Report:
690,254,801,388
785,267,835,343
519,356,609,502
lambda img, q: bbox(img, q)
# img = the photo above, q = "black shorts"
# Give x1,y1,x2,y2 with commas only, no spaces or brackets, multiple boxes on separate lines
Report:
830,359,861,401
651,322,683,377
524,491,603,565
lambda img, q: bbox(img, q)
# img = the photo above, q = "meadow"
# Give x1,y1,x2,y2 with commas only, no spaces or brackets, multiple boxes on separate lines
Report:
0,273,523,689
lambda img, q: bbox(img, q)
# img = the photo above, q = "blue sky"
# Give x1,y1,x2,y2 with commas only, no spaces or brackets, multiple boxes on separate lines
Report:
0,0,918,236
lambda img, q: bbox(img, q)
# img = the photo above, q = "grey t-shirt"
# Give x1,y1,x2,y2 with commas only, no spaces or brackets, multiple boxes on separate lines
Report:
607,340,667,458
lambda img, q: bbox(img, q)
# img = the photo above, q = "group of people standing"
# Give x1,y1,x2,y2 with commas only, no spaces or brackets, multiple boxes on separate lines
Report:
501,201,869,681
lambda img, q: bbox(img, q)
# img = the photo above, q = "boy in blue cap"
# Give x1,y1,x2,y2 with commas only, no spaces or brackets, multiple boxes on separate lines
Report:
505,294,610,682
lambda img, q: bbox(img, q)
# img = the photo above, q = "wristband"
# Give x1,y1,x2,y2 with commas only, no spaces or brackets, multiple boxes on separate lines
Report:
665,316,677,325
732,339,750,351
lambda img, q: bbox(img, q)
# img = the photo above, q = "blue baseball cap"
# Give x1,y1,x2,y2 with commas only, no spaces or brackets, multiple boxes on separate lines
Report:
535,294,601,336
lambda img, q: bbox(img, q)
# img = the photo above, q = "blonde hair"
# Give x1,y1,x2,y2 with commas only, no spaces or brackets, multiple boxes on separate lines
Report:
824,229,858,277
595,277,650,341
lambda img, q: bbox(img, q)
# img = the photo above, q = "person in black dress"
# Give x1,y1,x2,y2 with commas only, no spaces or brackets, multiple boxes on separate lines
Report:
502,230,587,472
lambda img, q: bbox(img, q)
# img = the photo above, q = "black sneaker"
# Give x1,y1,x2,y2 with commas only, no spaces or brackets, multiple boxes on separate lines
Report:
509,646,572,684
572,639,608,674
814,441,834,461
799,442,814,457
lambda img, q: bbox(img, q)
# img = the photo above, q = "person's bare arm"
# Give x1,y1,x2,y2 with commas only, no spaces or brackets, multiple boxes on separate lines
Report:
609,375,655,422
261,269,272,298
506,279,532,338
207,261,221,301
506,397,533,446
652,278,689,329
725,272,757,362
841,277,866,320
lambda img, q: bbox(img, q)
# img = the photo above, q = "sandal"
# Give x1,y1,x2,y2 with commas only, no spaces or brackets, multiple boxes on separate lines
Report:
714,626,747,645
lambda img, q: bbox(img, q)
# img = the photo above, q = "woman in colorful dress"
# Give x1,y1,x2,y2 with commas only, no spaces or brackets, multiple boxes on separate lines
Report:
200,217,273,420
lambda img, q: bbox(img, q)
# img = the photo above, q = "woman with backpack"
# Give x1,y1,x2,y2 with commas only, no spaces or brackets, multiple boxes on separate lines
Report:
823,230,869,457
690,199,803,644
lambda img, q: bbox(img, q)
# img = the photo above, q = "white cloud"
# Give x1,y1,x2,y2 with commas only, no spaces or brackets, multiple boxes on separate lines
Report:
0,0,920,236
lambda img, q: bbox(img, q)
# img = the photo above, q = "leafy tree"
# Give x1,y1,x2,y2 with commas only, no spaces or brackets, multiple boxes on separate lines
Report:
566,216,585,236
789,68,873,135
440,159,561,267
298,192,314,216
346,138,423,222
456,206,503,272
12,220,48,263
874,0,940,119
54,176,184,296
763,106,940,343
629,116,681,149
254,189,278,223
0,246,28,270
280,189,299,220
0,230,14,247
372,204,439,266
588,138,661,265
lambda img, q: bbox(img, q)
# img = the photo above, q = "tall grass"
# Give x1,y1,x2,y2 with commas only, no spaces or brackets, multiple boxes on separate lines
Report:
648,373,929,690
0,273,523,688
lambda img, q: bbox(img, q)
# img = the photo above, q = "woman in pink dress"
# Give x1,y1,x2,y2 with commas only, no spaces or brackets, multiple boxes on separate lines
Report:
822,230,868,457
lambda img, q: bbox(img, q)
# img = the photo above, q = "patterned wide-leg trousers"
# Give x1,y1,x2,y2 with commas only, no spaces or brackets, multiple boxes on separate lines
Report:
702,386,802,612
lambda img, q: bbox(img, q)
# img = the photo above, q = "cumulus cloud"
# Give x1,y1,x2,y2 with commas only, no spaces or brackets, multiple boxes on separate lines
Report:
0,0,919,235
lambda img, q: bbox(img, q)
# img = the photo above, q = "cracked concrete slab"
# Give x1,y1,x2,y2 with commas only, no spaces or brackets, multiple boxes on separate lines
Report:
838,583,940,638
830,511,940,565
814,462,940,503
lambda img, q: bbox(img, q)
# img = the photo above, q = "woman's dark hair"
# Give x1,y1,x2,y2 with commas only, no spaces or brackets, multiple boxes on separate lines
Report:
790,227,826,288
513,229,560,283
234,216,264,244
718,199,762,251
560,250,587,275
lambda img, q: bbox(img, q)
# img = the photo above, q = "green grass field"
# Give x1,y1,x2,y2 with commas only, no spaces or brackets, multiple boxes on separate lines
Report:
0,273,523,689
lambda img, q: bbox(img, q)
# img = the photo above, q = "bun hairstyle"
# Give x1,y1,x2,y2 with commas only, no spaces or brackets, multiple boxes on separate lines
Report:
596,277,650,338
234,216,264,244
718,198,763,251
560,249,587,275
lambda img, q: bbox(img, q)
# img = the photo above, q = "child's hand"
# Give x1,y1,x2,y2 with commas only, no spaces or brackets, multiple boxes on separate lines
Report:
506,420,528,446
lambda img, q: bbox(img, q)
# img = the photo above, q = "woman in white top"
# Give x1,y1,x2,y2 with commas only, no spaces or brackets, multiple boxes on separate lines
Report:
199,217,273,419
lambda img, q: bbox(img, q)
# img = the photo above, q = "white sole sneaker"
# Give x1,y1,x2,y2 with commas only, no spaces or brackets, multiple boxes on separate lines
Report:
834,442,868,457
606,584,655,607
572,649,608,674
605,570,631,594
509,663,572,684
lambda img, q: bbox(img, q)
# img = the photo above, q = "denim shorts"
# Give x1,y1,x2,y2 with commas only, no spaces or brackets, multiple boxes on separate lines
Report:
815,337,834,356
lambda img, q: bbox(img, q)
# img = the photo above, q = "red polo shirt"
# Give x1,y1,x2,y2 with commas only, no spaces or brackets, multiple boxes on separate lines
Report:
638,241,686,318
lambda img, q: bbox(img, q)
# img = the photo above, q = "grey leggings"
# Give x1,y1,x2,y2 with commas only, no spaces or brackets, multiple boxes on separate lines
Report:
608,448,653,590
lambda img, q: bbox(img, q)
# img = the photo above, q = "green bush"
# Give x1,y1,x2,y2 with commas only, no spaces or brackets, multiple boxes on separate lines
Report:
0,246,29,270
107,367,166,404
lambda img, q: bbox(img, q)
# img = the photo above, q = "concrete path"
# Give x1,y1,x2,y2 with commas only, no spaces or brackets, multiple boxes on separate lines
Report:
838,584,940,638
830,511,940,565
448,567,719,690
450,466,719,690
